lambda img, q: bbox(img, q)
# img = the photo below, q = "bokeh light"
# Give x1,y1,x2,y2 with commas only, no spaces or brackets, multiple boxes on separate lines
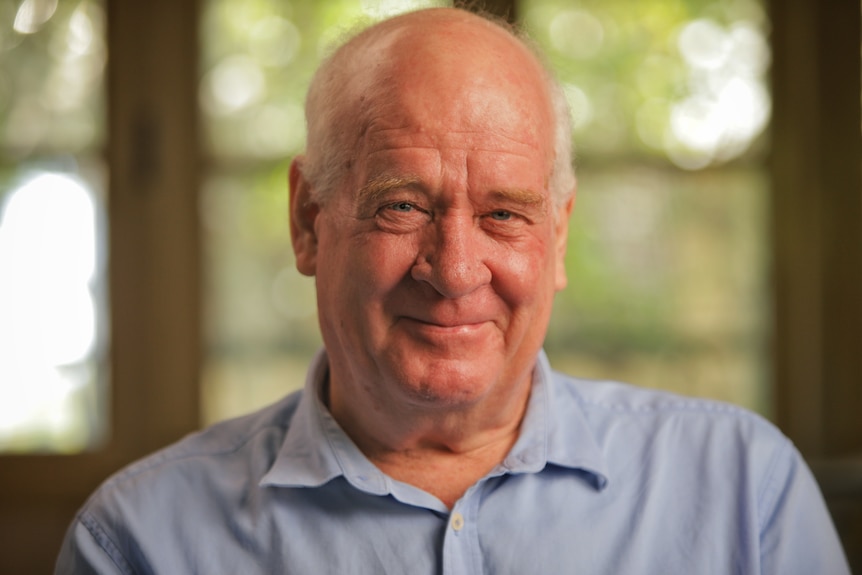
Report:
203,55,267,115
549,9,604,59
360,0,447,19
248,16,301,67
13,0,58,34
665,18,770,168
0,172,103,452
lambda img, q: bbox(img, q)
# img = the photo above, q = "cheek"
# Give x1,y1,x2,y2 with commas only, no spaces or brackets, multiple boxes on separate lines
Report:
319,228,419,302
490,238,555,305
313,221,361,308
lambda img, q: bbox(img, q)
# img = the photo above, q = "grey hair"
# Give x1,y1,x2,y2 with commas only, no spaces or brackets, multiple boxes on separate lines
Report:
300,8,576,211
542,52,578,210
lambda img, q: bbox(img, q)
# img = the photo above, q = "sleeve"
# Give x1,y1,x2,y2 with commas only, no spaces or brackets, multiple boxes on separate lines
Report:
758,441,851,575
54,513,137,575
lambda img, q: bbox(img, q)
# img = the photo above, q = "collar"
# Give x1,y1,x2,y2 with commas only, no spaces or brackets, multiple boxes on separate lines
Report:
259,349,392,495
504,351,609,490
260,349,608,494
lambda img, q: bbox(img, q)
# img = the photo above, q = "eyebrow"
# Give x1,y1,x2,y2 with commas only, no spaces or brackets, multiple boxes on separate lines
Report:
356,174,423,208
489,188,547,211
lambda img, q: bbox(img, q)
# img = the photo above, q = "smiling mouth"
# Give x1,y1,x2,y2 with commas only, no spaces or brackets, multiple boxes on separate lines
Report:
400,316,491,336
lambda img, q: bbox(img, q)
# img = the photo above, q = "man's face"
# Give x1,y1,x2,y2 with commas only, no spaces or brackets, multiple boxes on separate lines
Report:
293,30,573,415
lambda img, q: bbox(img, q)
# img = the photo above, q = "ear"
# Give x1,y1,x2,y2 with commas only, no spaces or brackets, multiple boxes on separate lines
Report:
554,186,576,291
289,156,321,277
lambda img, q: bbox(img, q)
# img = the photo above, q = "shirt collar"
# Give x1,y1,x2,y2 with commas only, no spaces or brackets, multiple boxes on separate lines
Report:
260,349,608,492
503,351,609,490
260,349,390,494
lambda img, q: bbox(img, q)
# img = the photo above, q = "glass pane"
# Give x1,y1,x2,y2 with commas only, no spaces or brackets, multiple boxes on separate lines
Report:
201,0,451,424
523,0,772,414
0,0,108,452
201,167,321,422
547,165,769,411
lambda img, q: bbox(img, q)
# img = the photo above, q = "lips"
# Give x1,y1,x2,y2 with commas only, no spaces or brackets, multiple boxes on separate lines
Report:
397,304,497,328
405,315,490,328
396,315,495,349
404,318,489,336
386,292,503,347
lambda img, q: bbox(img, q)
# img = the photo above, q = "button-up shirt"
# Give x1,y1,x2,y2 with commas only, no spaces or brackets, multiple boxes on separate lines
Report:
56,350,850,574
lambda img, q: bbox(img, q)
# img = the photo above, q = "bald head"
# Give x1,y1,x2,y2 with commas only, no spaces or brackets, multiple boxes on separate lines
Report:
300,8,575,209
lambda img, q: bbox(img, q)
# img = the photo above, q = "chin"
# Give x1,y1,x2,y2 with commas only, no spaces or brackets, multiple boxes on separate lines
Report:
393,360,503,407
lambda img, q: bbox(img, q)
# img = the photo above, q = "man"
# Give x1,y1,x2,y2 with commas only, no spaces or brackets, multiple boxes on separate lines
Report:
57,7,849,574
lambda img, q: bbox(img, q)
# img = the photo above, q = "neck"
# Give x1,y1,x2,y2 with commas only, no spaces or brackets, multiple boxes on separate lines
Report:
370,428,521,509
326,370,532,508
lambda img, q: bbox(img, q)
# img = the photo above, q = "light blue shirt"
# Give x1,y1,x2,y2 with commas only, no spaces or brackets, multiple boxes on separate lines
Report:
56,350,850,574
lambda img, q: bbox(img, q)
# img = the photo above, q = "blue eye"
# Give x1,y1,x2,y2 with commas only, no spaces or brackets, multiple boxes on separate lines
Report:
490,210,512,221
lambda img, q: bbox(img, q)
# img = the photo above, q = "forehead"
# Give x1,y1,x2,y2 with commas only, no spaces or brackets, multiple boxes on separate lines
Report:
314,12,560,205
360,62,552,180
352,108,551,205
363,125,543,160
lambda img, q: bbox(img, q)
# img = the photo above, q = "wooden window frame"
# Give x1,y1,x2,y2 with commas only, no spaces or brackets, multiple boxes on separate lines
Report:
769,0,862,565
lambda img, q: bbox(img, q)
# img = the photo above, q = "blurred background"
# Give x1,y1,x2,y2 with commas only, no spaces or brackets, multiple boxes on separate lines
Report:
0,0,859,571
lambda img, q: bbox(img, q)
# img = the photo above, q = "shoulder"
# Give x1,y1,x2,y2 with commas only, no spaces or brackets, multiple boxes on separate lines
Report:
549,370,794,484
541,371,849,572
82,390,303,516
550,371,815,521
58,391,310,573
554,370,779,437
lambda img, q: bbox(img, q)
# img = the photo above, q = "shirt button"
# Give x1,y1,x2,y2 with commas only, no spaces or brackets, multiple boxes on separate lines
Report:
450,512,465,531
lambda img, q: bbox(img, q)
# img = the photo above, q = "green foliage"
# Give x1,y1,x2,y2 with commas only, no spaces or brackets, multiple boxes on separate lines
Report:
0,0,105,158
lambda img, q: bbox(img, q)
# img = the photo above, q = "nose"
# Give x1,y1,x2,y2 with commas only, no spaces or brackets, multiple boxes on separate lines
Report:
410,215,492,299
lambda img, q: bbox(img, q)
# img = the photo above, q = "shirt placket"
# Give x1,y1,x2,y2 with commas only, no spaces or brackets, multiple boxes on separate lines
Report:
441,486,483,575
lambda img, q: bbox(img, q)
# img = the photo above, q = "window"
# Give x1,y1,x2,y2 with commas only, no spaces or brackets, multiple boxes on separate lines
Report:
524,0,771,413
0,0,108,453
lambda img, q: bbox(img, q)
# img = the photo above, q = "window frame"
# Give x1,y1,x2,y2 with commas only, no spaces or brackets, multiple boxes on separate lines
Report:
769,0,862,564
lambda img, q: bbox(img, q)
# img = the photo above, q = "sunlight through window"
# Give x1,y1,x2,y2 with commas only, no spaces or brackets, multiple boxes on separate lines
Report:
0,173,106,452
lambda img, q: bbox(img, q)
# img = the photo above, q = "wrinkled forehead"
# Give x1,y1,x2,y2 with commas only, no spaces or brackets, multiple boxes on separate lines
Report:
303,9,560,202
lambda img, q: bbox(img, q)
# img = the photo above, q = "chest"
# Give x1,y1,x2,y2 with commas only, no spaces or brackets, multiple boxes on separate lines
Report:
139,472,760,575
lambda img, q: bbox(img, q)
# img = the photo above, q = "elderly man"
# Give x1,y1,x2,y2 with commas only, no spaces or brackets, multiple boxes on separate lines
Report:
57,7,849,574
